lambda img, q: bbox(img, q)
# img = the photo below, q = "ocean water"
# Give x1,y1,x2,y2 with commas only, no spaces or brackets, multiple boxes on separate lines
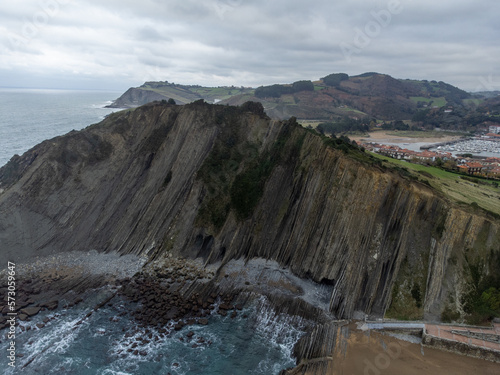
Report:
0,89,305,374
0,88,120,168
0,292,304,375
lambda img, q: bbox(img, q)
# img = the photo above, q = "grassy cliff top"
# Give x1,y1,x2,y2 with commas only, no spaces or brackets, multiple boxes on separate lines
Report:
372,153,500,217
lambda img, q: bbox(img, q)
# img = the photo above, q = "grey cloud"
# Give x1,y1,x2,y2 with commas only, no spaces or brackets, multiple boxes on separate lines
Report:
0,0,498,91
135,26,171,42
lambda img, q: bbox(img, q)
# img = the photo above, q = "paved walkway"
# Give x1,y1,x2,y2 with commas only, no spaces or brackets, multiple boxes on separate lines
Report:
361,321,425,330
425,323,500,352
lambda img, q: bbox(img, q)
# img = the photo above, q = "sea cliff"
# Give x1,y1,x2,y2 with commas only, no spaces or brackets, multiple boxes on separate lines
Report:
1,100,498,326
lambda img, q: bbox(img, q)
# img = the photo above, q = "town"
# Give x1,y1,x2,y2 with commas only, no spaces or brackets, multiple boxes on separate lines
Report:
359,130,500,179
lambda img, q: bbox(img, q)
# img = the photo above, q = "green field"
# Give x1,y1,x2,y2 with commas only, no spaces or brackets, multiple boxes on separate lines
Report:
297,120,323,129
410,96,447,107
141,84,254,104
371,153,500,216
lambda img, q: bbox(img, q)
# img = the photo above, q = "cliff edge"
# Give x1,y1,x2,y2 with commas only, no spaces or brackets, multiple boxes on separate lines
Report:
0,100,498,323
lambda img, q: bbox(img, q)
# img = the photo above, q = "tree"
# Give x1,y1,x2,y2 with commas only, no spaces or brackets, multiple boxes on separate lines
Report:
292,80,314,92
322,73,349,87
255,84,293,98
393,120,409,131
443,159,457,170
167,98,176,105
240,101,266,117
412,109,430,122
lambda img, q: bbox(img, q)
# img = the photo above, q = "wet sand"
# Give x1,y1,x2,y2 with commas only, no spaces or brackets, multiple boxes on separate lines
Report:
351,131,462,145
331,325,499,375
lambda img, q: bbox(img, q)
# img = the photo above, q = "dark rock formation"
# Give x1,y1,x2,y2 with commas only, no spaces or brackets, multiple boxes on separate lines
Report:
280,322,342,374
20,306,41,316
0,100,498,323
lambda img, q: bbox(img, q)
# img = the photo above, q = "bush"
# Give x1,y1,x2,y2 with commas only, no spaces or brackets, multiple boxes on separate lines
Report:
462,256,500,324
240,101,266,117
316,117,370,135
441,305,461,323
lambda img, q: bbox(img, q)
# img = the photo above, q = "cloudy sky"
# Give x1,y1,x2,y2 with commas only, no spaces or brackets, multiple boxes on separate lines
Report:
0,0,498,92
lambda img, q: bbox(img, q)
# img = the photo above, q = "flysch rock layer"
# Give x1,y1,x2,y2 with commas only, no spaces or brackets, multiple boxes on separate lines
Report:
0,100,498,325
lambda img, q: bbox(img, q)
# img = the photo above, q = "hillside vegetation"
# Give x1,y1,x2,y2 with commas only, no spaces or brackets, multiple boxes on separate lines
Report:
109,73,500,130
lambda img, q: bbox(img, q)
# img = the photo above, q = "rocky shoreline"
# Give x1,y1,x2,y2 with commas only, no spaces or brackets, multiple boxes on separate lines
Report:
1,251,319,369
3,250,500,374
0,251,146,330
119,257,245,330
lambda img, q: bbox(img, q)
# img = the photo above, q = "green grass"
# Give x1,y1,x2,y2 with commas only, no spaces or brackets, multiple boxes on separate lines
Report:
191,86,254,101
410,96,447,107
410,96,433,103
371,153,500,216
141,85,255,104
432,97,448,107
297,120,323,129
143,87,199,103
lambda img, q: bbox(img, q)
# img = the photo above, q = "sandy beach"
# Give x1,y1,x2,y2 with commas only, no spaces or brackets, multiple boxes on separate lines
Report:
331,324,500,375
350,130,462,145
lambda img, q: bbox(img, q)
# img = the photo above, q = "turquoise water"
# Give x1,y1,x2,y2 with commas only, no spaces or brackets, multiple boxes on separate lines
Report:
0,292,304,374
0,88,119,167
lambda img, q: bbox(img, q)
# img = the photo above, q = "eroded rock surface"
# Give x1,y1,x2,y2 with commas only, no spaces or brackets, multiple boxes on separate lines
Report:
1,101,498,324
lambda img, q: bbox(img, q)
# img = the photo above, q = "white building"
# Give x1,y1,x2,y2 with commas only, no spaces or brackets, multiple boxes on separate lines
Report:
489,125,500,134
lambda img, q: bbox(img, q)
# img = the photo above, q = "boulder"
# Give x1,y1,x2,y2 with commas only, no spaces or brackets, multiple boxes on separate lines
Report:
40,300,58,310
21,306,41,316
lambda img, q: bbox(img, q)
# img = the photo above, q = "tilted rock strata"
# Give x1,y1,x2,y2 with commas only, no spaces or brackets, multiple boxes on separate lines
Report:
0,101,498,321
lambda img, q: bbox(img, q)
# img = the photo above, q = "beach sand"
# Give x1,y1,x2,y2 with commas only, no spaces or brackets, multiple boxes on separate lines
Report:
330,325,499,375
350,131,462,145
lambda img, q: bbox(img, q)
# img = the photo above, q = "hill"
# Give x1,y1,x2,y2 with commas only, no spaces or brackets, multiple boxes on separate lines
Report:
107,73,473,122
225,73,473,121
107,81,254,108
